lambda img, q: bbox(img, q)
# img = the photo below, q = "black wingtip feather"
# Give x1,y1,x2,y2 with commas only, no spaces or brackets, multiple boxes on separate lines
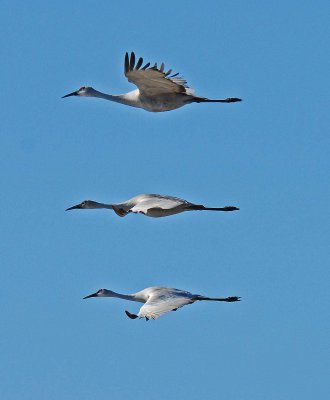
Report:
129,52,135,71
142,62,150,70
125,310,138,319
124,52,129,74
135,57,143,70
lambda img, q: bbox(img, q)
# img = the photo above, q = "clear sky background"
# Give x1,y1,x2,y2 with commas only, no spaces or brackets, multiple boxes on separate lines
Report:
1,1,329,399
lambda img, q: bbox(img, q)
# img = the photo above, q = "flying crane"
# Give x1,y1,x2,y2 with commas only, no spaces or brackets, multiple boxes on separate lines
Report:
83,286,241,320
62,52,242,112
66,193,239,218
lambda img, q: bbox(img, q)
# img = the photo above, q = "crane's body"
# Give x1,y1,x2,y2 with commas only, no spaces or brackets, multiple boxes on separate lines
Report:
62,52,242,112
66,193,239,218
83,286,241,320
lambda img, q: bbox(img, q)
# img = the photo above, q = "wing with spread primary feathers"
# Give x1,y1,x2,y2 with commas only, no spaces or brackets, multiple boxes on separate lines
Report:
124,52,191,97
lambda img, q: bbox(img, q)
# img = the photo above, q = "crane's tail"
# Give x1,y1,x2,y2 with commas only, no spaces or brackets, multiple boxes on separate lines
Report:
188,205,239,212
194,97,242,103
197,296,241,302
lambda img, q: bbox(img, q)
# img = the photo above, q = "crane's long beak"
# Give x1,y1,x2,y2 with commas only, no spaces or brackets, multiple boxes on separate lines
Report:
62,90,78,98
83,292,98,299
66,204,81,211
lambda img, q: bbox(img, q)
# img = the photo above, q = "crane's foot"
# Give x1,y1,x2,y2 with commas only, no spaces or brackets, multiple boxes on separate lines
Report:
225,98,242,103
125,310,138,319
226,296,241,302
223,206,240,211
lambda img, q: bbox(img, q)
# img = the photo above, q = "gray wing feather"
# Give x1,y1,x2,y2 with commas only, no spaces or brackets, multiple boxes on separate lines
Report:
124,52,190,96
148,193,191,205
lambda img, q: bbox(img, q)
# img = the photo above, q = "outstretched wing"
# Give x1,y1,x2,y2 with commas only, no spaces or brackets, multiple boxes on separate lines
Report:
129,194,192,214
137,290,195,320
124,52,192,97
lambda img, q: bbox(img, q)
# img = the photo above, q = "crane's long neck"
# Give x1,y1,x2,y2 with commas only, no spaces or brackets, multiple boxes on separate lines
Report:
111,291,136,301
90,89,141,108
90,201,114,210
88,201,129,217
106,290,144,303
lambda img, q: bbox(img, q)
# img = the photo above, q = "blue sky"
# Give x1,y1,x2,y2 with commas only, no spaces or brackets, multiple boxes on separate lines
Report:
1,1,329,399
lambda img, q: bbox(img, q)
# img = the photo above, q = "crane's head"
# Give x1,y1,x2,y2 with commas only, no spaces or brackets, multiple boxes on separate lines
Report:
66,200,101,211
62,86,95,98
83,289,113,299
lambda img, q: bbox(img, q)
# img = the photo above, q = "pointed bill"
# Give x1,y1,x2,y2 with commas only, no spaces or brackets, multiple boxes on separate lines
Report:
83,291,98,299
62,90,78,98
66,203,82,211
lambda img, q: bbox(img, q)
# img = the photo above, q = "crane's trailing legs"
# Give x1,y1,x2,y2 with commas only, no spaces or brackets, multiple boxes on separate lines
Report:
187,205,239,212
194,97,242,103
195,296,241,302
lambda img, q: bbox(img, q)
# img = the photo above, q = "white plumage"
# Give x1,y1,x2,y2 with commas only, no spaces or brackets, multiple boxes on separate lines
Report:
83,286,241,320
66,193,239,218
62,52,242,112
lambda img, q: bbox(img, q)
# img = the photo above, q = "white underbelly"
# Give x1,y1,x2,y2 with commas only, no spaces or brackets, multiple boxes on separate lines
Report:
140,94,192,112
144,206,185,218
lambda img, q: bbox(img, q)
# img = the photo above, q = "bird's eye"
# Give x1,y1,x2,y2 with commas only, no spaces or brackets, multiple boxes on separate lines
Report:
79,86,86,91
